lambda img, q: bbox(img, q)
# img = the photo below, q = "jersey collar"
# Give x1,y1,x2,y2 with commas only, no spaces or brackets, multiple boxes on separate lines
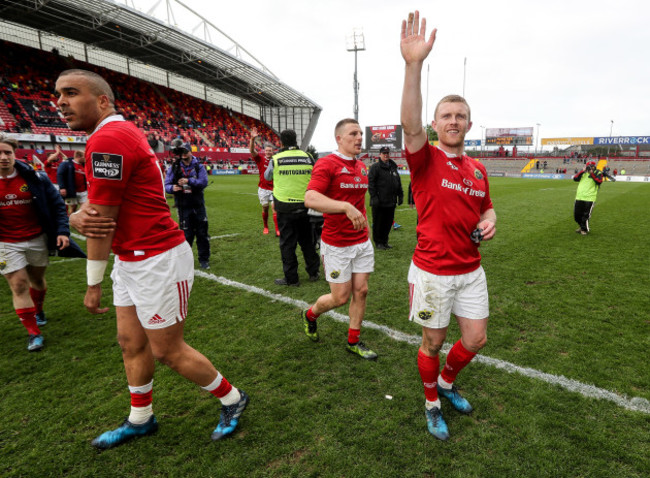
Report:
89,114,125,138
334,151,355,161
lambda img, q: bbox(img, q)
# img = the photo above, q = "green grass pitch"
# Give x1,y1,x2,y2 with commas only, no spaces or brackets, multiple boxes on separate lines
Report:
1,175,649,477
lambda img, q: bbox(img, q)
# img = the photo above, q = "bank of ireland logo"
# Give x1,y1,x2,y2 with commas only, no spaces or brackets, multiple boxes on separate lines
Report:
418,310,432,320
330,270,340,279
5,193,17,200
354,176,361,182
463,178,473,187
474,169,483,180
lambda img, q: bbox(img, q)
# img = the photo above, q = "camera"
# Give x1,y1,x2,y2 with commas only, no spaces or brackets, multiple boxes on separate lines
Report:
602,166,616,182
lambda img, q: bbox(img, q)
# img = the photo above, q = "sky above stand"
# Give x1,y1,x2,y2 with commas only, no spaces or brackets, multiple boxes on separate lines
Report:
135,0,650,151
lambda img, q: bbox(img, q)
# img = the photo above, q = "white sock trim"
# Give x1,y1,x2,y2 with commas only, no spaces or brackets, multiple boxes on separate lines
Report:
201,373,223,392
128,380,153,394
129,404,153,425
425,399,441,410
220,387,241,406
437,376,453,390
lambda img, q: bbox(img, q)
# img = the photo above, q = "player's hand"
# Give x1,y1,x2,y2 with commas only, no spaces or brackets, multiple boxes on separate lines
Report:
56,235,70,250
178,178,188,185
84,284,109,314
172,185,183,192
69,203,116,238
345,204,367,231
400,11,437,64
251,127,258,139
477,219,496,241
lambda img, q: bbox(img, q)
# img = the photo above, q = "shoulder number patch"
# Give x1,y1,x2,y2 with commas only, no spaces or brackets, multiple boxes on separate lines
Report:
91,152,123,180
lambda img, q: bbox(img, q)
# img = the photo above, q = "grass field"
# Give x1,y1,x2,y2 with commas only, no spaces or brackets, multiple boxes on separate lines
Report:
1,175,649,478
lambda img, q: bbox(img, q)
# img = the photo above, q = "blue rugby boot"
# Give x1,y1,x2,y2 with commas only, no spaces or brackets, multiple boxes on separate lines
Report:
437,384,473,414
425,407,449,441
211,390,249,441
35,312,47,326
27,334,44,352
91,416,158,450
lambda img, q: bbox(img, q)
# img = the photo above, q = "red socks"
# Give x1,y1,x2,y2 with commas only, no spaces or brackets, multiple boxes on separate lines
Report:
272,213,279,233
306,307,319,321
29,287,46,314
130,388,153,408
440,340,476,384
417,349,440,402
347,328,361,345
262,210,269,227
209,376,233,399
17,307,40,335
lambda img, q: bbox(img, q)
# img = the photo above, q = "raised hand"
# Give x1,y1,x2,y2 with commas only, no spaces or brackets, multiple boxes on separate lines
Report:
400,10,437,64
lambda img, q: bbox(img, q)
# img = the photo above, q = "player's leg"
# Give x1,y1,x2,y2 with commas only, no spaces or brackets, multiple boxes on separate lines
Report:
91,305,158,450
420,326,450,440
345,272,377,359
438,267,490,415
26,265,48,325
408,261,455,439
271,200,279,236
4,267,43,350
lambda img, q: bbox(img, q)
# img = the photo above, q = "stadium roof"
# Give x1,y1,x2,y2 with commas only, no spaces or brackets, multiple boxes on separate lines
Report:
0,0,321,112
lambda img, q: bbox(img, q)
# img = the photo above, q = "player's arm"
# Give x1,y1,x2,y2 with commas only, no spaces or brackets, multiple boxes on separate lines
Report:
263,160,274,181
84,203,119,314
400,11,436,154
69,202,117,238
249,127,259,157
305,190,367,231
477,208,497,241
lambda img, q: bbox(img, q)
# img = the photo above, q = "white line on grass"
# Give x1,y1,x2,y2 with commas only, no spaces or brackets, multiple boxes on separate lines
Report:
70,232,240,241
195,269,650,415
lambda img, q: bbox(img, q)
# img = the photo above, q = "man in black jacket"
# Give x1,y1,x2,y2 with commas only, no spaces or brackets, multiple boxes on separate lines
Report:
368,146,404,249
0,136,85,352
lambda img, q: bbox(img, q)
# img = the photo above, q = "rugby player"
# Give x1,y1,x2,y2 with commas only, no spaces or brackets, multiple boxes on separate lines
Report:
400,11,497,440
0,136,77,351
302,118,377,360
57,69,248,449
249,127,279,236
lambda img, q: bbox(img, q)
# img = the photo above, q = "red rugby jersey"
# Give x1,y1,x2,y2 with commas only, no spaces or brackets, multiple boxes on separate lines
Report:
307,152,369,247
252,152,273,190
406,144,493,275
86,116,185,261
0,172,42,242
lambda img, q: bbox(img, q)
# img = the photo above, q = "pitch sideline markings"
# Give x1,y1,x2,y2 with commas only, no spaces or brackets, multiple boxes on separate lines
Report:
195,269,650,415
71,232,241,241
46,255,650,415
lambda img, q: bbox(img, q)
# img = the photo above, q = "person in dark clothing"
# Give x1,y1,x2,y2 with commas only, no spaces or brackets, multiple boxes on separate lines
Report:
164,140,211,269
1,136,85,352
264,129,320,286
368,146,404,249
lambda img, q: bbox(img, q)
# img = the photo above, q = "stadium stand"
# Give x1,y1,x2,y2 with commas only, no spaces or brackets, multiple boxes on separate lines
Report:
0,41,280,156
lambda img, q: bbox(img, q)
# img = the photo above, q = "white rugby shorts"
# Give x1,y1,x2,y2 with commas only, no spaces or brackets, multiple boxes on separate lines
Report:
258,187,273,206
111,241,194,329
408,261,489,329
320,239,374,283
0,234,49,275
